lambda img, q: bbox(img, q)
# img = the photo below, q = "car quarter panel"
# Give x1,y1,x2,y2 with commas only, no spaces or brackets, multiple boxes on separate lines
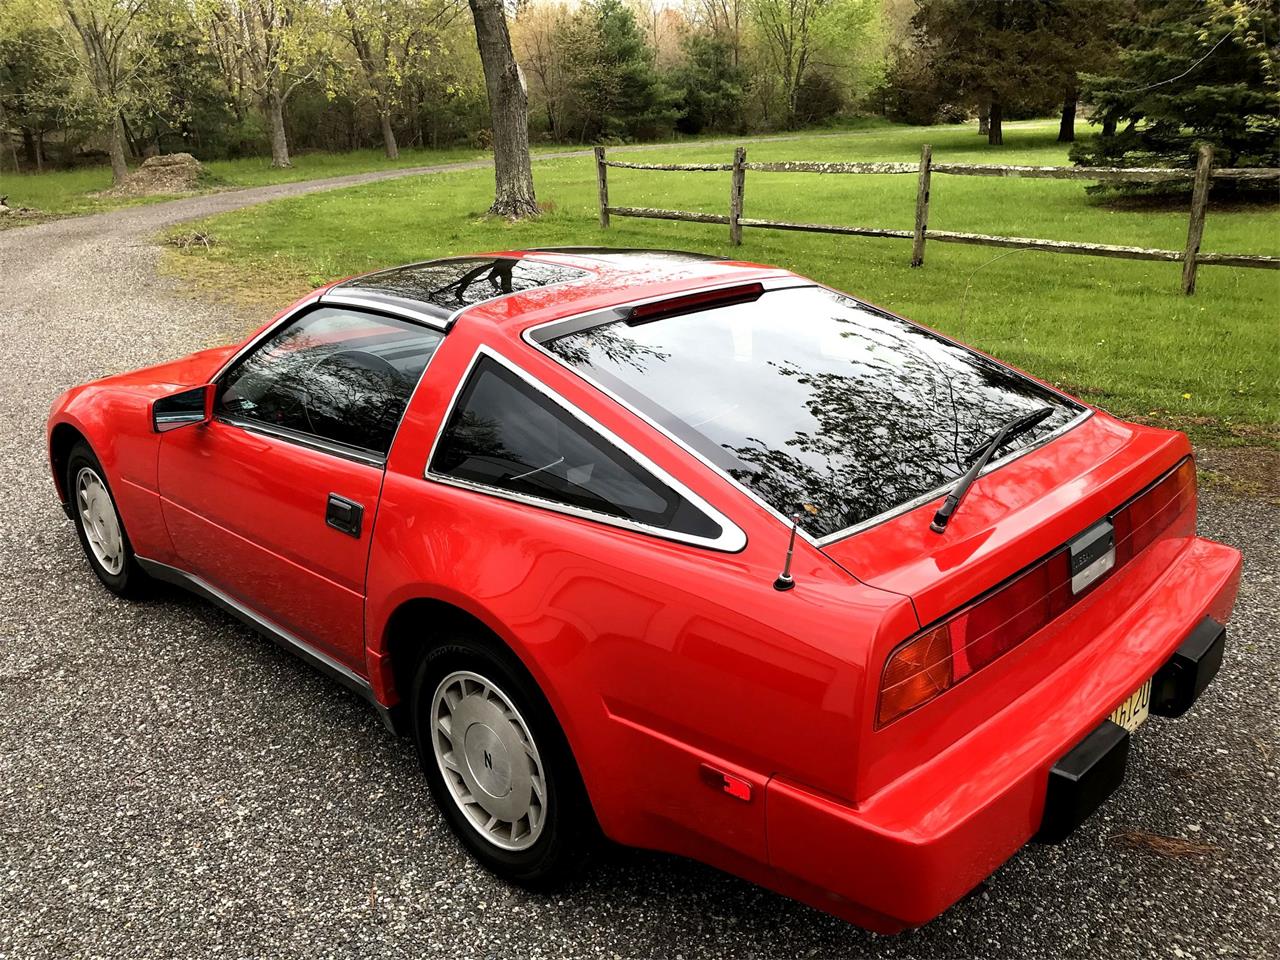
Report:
364,321,919,863
766,534,1241,931
47,345,240,565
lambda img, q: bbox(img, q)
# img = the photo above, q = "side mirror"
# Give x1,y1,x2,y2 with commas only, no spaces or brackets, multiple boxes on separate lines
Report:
152,384,214,433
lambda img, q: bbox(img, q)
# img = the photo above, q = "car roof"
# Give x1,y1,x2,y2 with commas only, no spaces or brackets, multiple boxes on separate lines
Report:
331,249,794,331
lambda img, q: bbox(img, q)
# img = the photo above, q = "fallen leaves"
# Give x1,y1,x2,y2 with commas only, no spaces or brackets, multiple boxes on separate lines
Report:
1109,830,1219,858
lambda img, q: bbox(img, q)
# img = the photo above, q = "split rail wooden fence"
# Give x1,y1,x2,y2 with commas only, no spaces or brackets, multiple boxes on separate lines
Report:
592,144,1279,295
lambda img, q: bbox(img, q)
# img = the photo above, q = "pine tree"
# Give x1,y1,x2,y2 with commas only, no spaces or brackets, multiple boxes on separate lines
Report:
1075,0,1279,170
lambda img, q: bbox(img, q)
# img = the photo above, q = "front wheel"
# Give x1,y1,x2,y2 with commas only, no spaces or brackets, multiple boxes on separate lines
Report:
410,634,595,889
66,441,150,598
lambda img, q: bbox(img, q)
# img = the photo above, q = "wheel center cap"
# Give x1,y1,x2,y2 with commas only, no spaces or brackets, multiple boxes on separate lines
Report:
463,722,512,798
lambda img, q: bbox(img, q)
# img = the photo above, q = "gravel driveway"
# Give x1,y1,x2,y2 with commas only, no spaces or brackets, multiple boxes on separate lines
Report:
1,172,1276,960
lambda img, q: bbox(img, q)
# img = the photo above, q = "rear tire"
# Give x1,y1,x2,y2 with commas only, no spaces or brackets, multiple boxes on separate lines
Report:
66,441,150,599
410,632,595,889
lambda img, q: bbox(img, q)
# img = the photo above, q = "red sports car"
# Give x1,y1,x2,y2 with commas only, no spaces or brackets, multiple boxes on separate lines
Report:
47,249,1241,931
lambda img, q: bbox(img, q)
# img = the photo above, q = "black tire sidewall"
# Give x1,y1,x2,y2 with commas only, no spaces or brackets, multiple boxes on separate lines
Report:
410,635,592,888
66,442,143,596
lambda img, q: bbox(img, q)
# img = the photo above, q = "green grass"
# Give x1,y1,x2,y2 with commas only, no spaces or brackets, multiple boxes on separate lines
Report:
154,118,1277,441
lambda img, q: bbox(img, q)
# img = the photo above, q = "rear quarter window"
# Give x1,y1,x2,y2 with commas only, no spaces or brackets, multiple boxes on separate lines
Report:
430,354,725,543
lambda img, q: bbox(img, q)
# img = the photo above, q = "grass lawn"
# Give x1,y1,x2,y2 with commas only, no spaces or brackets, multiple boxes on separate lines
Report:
158,118,1279,442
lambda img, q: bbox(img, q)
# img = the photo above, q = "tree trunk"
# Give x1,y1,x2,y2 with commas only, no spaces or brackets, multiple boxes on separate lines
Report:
266,92,291,168
1058,83,1077,143
108,114,130,185
987,98,1003,146
21,128,37,167
978,101,990,135
35,130,44,173
379,109,399,160
468,0,538,219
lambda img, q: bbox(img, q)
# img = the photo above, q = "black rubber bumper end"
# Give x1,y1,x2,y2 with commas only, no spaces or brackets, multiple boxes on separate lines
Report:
1035,719,1130,844
1150,616,1226,718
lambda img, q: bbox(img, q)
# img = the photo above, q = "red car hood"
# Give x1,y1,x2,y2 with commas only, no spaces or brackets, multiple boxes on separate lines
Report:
90,345,238,398
819,411,1192,627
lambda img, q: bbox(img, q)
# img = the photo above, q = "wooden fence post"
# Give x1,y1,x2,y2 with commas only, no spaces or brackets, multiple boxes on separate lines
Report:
594,146,610,229
1182,144,1213,295
911,144,933,267
730,147,747,245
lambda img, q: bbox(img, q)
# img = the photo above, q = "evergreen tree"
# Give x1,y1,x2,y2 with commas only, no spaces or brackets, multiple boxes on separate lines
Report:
911,0,1058,145
1075,0,1279,170
671,33,746,134
569,0,678,141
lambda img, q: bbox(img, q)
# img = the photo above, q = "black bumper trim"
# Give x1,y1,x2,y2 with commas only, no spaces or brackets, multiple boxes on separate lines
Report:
1035,719,1130,844
1150,616,1226,718
1036,615,1227,844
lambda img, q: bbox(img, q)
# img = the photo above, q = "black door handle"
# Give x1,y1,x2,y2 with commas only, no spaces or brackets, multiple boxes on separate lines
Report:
325,493,363,538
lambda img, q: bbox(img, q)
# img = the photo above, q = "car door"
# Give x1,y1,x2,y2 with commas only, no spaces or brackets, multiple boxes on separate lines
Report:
158,304,444,669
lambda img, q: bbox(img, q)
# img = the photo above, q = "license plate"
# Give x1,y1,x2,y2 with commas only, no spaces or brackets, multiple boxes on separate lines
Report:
1109,679,1152,734
1070,520,1116,594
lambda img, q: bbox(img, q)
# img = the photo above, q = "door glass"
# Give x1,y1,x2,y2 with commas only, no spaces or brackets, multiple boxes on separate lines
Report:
219,306,443,455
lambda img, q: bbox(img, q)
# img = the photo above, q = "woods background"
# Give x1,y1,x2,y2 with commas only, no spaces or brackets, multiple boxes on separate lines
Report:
3,0,1276,187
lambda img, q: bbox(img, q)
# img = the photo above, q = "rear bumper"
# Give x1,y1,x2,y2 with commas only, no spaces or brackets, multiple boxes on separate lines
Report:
1035,615,1224,844
764,535,1241,932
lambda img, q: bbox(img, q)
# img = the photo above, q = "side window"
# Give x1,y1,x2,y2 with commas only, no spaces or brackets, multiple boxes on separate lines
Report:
430,355,723,541
219,306,443,456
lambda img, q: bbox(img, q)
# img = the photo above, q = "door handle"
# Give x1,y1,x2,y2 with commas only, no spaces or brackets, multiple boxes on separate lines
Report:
325,493,363,538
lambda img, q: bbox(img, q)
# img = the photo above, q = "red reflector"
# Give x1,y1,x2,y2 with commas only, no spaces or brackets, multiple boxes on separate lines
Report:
627,283,764,324
877,457,1196,727
699,763,753,802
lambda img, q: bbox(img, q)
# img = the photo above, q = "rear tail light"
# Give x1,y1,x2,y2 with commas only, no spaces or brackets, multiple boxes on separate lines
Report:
876,457,1196,727
878,626,953,726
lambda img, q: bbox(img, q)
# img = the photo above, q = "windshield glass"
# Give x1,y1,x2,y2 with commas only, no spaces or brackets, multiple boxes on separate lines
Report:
541,285,1083,539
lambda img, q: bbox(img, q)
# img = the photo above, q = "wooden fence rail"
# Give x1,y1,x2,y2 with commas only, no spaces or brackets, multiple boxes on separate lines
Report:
591,144,1280,295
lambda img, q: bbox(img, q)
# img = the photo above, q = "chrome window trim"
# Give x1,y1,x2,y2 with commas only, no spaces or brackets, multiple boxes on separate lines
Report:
319,290,449,329
424,344,747,553
521,281,1092,548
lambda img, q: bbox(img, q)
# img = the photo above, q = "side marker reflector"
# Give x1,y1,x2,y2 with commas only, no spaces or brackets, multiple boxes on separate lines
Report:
699,763,753,802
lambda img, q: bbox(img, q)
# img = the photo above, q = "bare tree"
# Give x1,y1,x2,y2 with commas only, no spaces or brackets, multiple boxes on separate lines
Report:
339,0,462,160
207,0,327,168
59,0,147,184
468,0,537,218
513,2,570,140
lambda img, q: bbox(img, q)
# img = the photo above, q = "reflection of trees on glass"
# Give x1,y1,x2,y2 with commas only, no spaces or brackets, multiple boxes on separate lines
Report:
546,286,1080,539
344,258,587,311
431,359,720,539
219,307,441,456
552,326,670,373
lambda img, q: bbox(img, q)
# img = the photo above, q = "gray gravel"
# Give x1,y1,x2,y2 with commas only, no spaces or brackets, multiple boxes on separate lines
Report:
1,174,1277,960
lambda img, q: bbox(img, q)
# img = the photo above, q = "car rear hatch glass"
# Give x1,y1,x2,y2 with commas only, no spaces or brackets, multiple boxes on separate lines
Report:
534,284,1085,540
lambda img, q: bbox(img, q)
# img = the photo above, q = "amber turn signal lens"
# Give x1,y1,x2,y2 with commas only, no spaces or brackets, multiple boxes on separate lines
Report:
877,625,954,727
